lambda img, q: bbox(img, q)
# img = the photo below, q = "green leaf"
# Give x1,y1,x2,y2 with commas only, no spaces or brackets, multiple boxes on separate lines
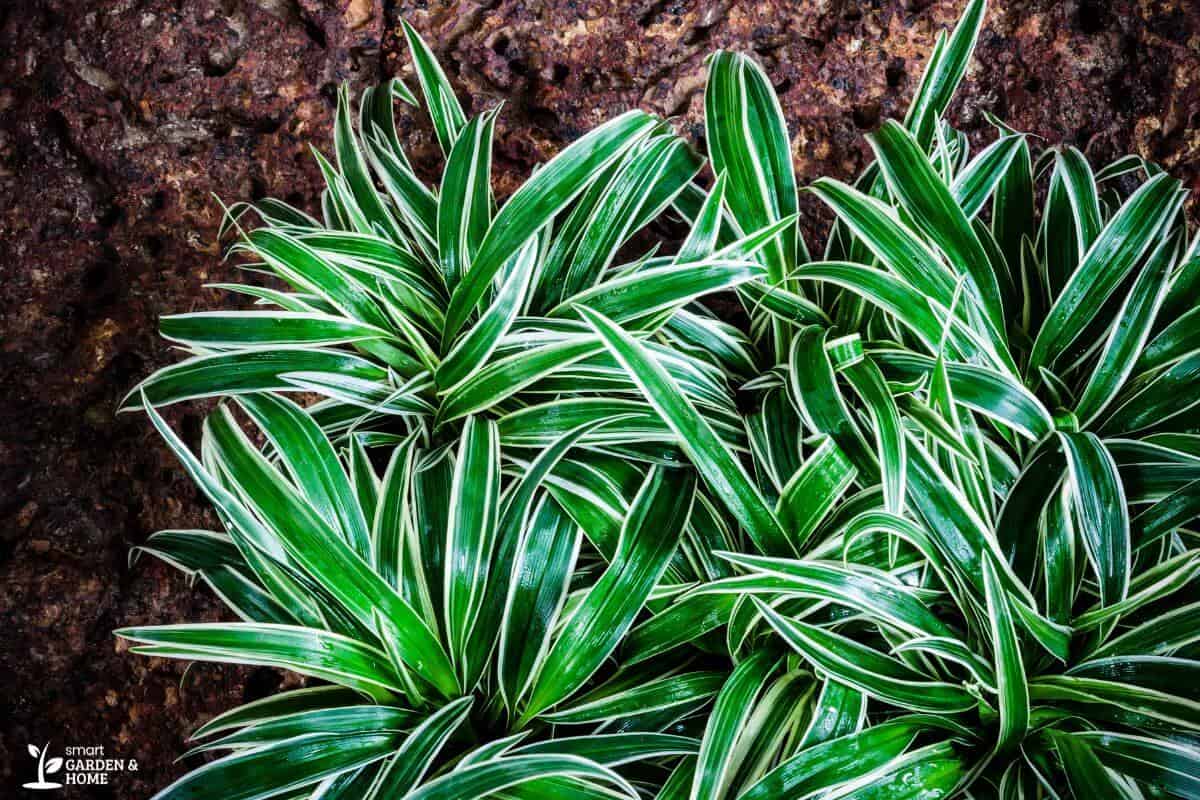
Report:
442,110,659,345
400,20,467,155
437,238,538,390
902,0,986,148
705,50,801,287
540,670,725,725
1028,173,1183,373
554,260,764,327
754,599,977,713
983,557,1029,754
870,120,1006,340
691,650,778,800
1051,732,1139,800
406,755,636,800
160,312,391,348
579,306,790,555
1060,432,1130,606
1075,235,1175,425
203,406,457,696
521,465,695,720
738,721,920,800
116,624,402,698
1076,731,1200,798
123,349,387,411
149,730,400,800
371,697,473,795
236,393,371,560
708,552,951,637
775,436,857,553
951,133,1026,219
437,110,497,289
499,496,580,708
444,417,501,677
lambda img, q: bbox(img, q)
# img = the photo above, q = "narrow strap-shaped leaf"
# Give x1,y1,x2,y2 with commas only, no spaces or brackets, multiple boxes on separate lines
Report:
116,624,402,698
712,552,951,637
521,465,695,721
1055,146,1103,255
691,650,778,800
478,419,618,694
788,327,876,479
1028,173,1183,373
754,599,977,713
499,496,580,708
1087,601,1200,661
160,312,391,348
738,721,919,800
372,438,418,590
622,593,736,666
775,436,856,553
400,20,467,155
578,306,789,555
902,0,986,148
983,558,1029,755
245,228,392,330
1050,732,1139,800
236,394,372,560
515,733,699,767
335,86,402,241
905,435,1036,609
189,685,364,741
870,119,1006,340
147,730,401,800
1074,234,1175,426
437,237,537,391
442,110,659,345
1075,731,1200,798
436,110,497,290
845,355,906,514
559,134,702,301
437,337,604,424
789,262,953,356
705,51,800,287
1059,431,1130,607
951,133,1026,219
540,670,725,725
444,417,501,677
122,348,388,411
185,705,415,756
807,176,956,305
204,407,457,696
1137,304,1200,373
553,260,764,327
873,349,1053,440
406,754,636,800
796,680,866,748
371,697,473,796
675,173,728,264
976,200,1020,313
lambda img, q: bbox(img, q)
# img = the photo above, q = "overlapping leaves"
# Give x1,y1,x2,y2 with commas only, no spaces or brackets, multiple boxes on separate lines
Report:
122,3,1200,799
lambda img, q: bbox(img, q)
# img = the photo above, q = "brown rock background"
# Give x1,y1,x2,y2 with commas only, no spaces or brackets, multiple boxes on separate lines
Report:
1,0,1196,796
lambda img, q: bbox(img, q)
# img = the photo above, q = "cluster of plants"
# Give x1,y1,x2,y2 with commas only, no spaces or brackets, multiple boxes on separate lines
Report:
121,2,1200,798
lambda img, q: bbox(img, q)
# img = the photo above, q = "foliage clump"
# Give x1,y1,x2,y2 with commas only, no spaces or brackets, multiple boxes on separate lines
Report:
123,3,1200,798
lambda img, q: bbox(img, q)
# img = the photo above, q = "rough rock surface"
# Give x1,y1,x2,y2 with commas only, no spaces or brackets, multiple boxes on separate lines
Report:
1,0,1197,795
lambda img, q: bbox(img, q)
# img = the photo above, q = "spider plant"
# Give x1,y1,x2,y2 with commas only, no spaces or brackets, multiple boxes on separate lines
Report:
122,395,713,798
119,0,1200,797
584,0,1200,795
122,22,772,456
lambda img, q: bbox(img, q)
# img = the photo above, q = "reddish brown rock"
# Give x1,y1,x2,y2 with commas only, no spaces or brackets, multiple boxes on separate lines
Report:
2,1,1197,795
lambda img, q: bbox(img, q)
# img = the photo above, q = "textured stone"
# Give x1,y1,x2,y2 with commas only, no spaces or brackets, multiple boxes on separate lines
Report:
1,0,1197,795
